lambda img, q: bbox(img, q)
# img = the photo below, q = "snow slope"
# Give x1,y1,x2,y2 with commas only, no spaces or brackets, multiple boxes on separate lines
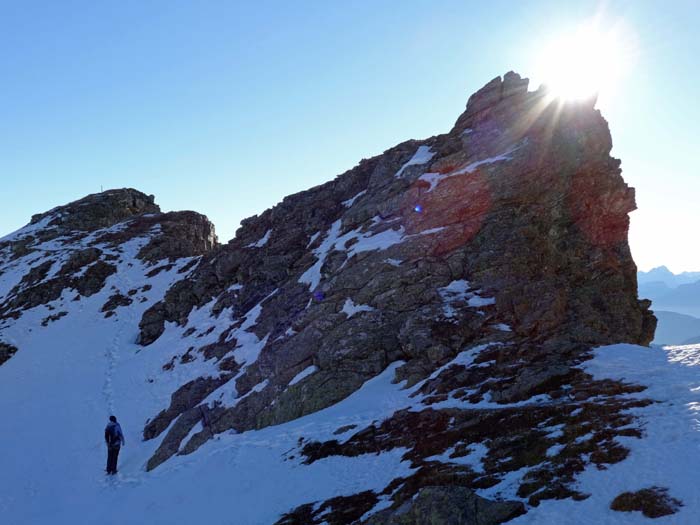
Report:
4,258,700,525
510,343,700,524
0,218,692,524
0,264,416,524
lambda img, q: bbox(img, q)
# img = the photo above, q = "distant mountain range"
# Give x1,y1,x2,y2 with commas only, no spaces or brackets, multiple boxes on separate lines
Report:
639,266,700,343
638,266,700,288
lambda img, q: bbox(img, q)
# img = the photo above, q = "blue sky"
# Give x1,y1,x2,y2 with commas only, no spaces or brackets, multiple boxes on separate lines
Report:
1,0,697,271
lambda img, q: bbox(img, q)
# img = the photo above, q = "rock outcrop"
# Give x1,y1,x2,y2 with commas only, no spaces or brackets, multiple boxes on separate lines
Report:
610,487,683,519
0,188,217,325
0,73,657,523
138,73,654,478
0,341,18,366
29,188,159,233
366,486,525,525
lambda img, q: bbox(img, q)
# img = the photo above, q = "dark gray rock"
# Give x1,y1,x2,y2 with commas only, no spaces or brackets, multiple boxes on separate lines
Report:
58,248,102,276
0,342,18,366
143,375,232,442
366,486,525,525
137,74,655,470
146,405,207,472
30,188,159,232
101,293,133,315
489,364,572,404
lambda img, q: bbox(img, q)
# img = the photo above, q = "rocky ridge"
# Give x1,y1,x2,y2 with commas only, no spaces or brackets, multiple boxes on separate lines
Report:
0,188,217,357
0,73,661,524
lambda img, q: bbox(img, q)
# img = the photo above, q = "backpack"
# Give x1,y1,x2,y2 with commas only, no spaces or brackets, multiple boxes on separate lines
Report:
106,423,121,446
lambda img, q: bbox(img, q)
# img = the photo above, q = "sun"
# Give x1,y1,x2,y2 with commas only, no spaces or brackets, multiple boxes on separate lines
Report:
535,22,631,102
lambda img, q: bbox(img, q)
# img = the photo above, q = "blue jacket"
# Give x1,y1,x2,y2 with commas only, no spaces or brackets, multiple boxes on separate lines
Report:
105,421,125,447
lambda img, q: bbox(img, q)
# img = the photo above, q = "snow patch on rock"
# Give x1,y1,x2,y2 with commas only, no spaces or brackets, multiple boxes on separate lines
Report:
247,229,272,248
299,219,406,291
341,298,375,318
438,280,496,318
342,190,367,208
289,365,318,386
395,145,435,178
419,142,524,191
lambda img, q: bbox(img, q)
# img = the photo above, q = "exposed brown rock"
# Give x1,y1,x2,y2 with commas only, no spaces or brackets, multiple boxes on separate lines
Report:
29,188,159,232
129,73,657,521
611,487,682,518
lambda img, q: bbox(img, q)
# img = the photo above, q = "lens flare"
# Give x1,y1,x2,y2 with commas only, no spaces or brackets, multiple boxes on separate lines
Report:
534,20,636,102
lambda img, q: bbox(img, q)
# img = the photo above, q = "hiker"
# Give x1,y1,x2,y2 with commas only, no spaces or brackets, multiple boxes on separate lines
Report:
105,415,125,475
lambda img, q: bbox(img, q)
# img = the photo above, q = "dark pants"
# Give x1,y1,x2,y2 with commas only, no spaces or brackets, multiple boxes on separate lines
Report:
106,445,120,474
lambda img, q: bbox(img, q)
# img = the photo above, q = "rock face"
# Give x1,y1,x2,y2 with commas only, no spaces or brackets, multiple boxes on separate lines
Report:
29,188,159,232
366,486,525,525
137,72,654,480
0,188,217,327
0,342,18,366
0,73,657,523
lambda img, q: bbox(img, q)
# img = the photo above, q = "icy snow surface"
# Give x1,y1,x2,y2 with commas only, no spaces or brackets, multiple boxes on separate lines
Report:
299,219,405,291
438,279,496,318
341,190,367,208
418,142,523,191
246,229,272,248
299,220,343,291
341,298,375,318
289,365,318,386
394,145,435,178
425,442,489,473
0,328,417,525
509,343,700,524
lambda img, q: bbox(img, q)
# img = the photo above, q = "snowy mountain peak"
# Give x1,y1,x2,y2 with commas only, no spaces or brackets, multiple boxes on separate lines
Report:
0,74,672,524
638,265,700,287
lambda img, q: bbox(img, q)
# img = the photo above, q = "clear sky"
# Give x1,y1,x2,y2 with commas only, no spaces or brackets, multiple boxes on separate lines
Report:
1,0,697,272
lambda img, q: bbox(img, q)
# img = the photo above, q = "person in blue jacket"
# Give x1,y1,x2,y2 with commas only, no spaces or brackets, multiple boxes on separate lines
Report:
105,415,125,475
